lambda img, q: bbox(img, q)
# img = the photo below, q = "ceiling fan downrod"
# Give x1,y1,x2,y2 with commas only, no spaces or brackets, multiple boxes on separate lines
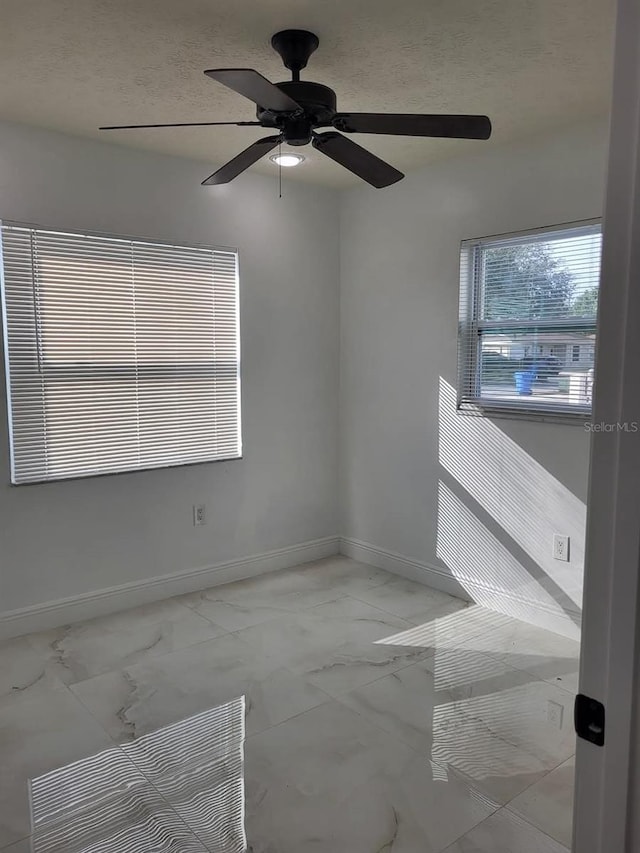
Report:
270,30,319,82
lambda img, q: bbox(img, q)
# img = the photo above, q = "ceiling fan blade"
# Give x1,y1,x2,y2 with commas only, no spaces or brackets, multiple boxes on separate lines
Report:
332,113,492,140
312,132,403,188
202,135,282,185
204,68,301,112
99,121,262,130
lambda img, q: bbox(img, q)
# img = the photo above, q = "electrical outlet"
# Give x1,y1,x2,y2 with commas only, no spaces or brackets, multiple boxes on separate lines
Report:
547,700,565,729
553,534,570,562
193,504,207,527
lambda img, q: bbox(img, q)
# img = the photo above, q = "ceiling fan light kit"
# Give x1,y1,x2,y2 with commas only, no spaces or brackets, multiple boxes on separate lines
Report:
100,29,492,188
269,152,305,167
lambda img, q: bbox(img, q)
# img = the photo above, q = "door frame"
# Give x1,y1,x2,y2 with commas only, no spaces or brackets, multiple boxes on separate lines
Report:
573,0,640,849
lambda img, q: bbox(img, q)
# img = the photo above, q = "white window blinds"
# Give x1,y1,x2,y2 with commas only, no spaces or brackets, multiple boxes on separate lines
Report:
1,224,241,484
458,221,602,418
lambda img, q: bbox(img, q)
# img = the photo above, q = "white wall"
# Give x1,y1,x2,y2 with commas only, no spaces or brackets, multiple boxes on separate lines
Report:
0,121,340,625
340,121,610,637
0,117,610,639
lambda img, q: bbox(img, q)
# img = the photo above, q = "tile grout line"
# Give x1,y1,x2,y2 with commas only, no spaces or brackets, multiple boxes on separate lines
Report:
441,805,571,853
502,803,572,851
500,753,576,828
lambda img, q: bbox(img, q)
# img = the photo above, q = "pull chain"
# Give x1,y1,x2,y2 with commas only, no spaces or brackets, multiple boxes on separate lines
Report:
278,139,282,198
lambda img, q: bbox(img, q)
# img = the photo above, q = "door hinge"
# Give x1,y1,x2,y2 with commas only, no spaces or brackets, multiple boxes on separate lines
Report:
574,693,605,746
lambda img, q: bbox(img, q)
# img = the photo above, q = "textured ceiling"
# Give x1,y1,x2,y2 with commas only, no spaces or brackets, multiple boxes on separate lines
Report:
0,0,615,187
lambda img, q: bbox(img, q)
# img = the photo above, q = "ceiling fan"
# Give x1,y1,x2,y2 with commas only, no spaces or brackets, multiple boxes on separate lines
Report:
100,29,492,189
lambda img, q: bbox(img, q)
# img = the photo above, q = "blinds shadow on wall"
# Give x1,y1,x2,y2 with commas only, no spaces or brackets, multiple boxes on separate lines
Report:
0,224,241,484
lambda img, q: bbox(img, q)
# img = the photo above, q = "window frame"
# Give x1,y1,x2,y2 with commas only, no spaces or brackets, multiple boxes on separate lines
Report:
0,220,243,484
457,218,601,423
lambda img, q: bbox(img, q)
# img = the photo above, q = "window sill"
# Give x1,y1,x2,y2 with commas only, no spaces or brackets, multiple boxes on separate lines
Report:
457,400,591,426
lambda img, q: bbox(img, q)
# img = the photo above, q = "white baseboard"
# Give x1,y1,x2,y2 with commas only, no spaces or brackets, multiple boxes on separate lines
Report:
340,536,582,640
340,537,472,600
2,533,581,642
0,535,340,640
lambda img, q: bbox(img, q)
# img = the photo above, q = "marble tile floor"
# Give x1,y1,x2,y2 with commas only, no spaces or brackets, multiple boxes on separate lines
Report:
0,556,579,852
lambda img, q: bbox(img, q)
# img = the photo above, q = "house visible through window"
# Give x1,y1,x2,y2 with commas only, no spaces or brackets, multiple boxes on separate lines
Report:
1,223,241,484
458,220,601,417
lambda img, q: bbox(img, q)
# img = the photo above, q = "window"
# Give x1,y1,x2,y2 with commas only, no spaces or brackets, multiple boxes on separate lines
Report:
458,220,601,418
1,223,241,484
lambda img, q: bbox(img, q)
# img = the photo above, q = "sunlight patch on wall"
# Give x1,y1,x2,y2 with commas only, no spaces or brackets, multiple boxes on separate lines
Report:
438,377,585,614
437,480,580,638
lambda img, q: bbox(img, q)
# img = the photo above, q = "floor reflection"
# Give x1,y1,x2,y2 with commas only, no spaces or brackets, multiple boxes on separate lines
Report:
29,698,246,853
0,558,576,852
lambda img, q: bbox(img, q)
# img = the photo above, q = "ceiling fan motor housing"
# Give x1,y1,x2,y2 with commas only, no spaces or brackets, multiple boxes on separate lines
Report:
256,81,337,143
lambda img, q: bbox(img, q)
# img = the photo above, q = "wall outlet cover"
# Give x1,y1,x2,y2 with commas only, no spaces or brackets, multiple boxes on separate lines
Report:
552,533,570,562
193,504,207,526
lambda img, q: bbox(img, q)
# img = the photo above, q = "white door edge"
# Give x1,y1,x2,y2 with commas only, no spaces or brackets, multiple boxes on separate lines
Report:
573,1,640,850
